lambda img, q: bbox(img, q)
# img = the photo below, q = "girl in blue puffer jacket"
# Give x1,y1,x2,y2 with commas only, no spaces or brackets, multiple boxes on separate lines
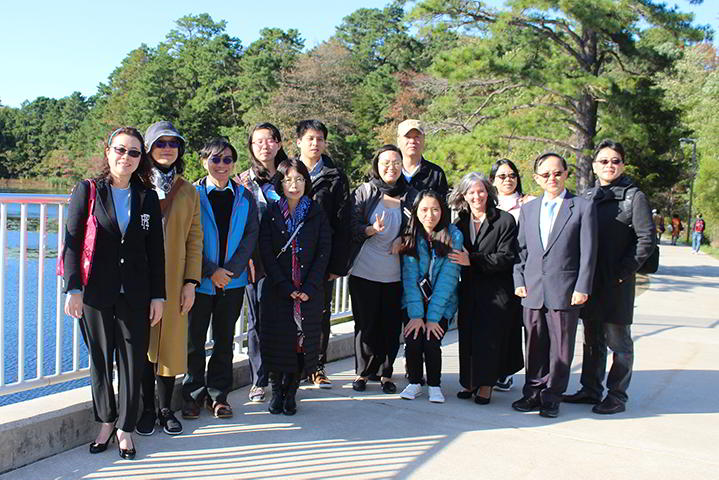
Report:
399,190,463,403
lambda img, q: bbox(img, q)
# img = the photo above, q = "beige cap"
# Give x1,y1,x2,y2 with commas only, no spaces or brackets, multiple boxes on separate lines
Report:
397,119,425,137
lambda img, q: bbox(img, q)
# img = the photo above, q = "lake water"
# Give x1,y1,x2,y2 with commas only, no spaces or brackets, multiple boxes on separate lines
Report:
0,193,91,406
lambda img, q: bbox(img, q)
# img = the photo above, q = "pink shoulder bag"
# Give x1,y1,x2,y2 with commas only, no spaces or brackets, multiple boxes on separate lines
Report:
56,180,98,286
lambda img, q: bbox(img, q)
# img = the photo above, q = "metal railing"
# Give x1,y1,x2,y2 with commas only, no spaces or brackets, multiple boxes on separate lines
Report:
0,194,353,399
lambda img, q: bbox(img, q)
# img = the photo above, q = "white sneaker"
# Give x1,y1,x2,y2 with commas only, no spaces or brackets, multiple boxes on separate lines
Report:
400,383,423,400
428,386,445,403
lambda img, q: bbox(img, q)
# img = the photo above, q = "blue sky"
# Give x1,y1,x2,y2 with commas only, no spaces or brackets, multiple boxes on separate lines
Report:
0,1,715,108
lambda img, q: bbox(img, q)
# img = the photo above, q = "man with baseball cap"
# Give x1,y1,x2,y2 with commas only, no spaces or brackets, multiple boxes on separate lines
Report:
396,119,449,197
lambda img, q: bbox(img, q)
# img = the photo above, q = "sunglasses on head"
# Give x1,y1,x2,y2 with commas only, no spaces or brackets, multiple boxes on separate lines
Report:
595,159,623,165
155,140,180,149
496,173,517,180
210,156,234,165
112,146,142,158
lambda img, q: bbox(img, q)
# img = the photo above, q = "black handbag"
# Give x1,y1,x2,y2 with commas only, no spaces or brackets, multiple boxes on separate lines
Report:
637,245,659,274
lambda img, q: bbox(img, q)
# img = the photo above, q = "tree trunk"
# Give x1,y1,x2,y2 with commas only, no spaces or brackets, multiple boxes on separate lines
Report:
574,91,598,193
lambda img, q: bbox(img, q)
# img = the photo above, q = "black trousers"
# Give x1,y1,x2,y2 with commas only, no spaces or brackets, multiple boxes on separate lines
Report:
404,313,449,387
183,288,244,404
522,307,579,404
140,359,176,412
316,279,333,369
579,318,634,403
79,294,149,432
348,276,402,378
245,278,268,388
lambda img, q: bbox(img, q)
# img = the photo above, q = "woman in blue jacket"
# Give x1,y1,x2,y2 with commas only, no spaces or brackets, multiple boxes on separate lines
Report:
398,190,463,404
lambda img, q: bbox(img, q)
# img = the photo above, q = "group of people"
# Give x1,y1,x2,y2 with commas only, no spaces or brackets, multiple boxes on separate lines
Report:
61,117,657,461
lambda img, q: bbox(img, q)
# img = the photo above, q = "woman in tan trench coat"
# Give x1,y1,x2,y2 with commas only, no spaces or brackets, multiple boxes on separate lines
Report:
137,121,203,436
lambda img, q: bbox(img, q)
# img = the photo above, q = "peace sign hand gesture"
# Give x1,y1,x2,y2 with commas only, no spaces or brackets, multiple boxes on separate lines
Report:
372,211,386,234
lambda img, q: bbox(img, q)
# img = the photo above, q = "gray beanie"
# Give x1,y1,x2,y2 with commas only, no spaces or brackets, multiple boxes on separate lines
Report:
144,121,186,158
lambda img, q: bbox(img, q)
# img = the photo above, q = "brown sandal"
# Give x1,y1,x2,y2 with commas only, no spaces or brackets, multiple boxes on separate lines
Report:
207,400,233,418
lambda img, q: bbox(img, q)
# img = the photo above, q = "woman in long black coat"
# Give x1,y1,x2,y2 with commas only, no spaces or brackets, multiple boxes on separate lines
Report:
259,158,331,415
448,172,523,404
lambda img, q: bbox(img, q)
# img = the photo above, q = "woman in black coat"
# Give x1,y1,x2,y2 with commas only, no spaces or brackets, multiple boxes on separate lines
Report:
448,172,523,404
63,127,165,459
259,158,331,415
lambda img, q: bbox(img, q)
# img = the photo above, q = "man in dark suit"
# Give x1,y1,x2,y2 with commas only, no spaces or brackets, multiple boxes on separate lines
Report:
512,152,598,418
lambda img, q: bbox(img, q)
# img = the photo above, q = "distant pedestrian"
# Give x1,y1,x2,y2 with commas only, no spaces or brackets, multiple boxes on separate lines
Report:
670,214,683,245
692,213,705,254
652,209,665,243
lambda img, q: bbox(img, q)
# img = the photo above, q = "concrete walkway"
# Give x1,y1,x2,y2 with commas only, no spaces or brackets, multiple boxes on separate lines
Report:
3,243,718,479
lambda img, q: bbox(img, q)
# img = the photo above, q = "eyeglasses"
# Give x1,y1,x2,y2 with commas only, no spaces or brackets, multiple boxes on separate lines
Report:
112,146,142,158
252,139,278,146
595,159,623,166
535,171,565,180
379,161,402,169
282,177,306,186
210,156,235,165
496,173,517,180
154,140,180,149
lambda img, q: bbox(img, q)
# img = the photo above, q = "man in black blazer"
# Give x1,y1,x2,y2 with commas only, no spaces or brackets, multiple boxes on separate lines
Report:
512,152,598,418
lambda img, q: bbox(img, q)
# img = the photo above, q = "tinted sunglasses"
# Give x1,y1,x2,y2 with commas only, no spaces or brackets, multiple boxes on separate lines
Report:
210,156,235,165
536,171,564,180
112,146,142,158
154,140,180,149
496,173,517,180
595,159,623,165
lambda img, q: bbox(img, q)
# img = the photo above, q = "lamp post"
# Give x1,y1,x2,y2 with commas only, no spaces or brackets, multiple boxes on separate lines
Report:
679,138,697,244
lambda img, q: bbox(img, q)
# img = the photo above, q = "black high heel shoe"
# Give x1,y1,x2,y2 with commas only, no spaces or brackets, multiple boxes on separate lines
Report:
474,386,493,405
89,426,117,454
117,431,136,460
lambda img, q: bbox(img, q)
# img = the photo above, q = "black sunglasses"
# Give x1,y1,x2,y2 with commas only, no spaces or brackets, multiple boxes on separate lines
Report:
154,140,180,149
595,159,623,165
210,156,235,165
496,173,517,180
112,146,142,158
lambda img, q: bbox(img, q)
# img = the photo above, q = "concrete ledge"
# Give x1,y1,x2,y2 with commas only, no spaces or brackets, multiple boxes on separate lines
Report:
0,325,355,474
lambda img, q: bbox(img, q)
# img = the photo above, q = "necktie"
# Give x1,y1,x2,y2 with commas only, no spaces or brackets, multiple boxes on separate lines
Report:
542,201,557,249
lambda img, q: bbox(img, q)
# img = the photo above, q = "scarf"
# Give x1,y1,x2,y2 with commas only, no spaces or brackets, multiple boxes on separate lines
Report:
279,196,312,349
151,165,176,199
370,176,407,198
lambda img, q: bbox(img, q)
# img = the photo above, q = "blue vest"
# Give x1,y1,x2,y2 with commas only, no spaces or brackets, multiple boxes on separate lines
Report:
196,181,250,295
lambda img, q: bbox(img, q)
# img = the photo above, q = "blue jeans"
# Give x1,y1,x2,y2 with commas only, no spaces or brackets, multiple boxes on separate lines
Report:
692,231,702,252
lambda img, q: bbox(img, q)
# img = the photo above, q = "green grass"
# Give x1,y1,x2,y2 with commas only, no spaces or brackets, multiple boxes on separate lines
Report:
700,244,719,260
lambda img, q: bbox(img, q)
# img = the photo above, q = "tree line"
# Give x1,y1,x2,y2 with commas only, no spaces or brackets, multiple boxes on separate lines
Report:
0,1,716,243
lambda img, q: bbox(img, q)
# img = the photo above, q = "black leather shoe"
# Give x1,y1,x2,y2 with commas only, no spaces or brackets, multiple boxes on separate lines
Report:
119,445,136,460
181,399,200,420
592,396,626,415
539,402,560,418
381,381,397,394
563,390,601,404
512,396,541,412
352,378,367,392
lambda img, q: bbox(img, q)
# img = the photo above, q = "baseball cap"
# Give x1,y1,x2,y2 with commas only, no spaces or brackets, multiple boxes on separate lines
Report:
397,119,425,137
